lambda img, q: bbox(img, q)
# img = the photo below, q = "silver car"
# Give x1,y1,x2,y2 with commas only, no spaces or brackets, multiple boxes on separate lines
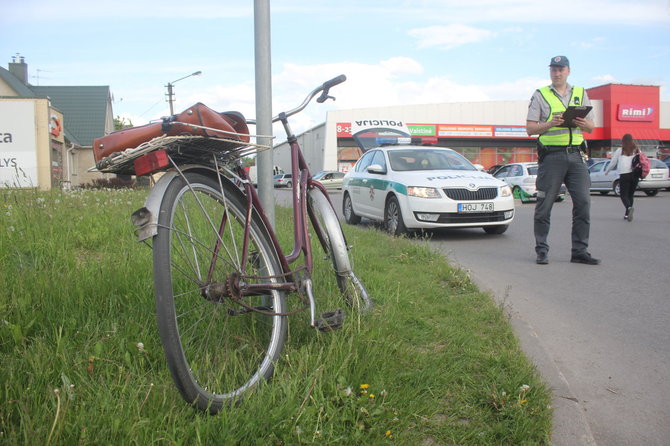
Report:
492,162,566,203
312,170,345,190
588,158,670,196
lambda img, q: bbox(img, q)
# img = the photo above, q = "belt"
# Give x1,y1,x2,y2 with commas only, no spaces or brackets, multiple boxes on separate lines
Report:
544,145,581,153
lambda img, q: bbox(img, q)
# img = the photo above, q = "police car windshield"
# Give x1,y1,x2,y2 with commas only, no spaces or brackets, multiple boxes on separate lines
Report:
388,149,477,172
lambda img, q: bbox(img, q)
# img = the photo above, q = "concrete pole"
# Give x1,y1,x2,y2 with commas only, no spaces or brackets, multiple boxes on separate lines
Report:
254,0,275,227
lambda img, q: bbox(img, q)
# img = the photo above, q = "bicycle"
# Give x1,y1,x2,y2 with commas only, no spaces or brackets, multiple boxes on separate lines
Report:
94,75,372,413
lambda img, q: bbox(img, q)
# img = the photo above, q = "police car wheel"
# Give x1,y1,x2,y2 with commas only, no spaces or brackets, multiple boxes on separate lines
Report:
385,196,408,236
343,193,361,225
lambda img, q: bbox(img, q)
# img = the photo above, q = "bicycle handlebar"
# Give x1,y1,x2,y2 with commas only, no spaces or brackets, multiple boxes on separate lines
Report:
246,75,346,125
316,74,346,103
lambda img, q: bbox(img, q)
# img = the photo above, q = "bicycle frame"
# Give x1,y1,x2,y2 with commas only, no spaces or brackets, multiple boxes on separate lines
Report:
200,77,347,322
220,124,335,313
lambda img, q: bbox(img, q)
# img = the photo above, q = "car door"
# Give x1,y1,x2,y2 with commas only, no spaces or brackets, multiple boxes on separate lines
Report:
346,151,376,218
589,161,612,190
318,172,335,188
364,150,390,220
493,165,512,184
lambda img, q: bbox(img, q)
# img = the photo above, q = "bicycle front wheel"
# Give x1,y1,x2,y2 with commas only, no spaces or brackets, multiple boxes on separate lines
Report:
308,188,372,313
152,171,287,413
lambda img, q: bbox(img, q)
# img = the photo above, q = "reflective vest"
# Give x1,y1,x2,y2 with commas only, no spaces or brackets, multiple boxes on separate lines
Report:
538,86,585,146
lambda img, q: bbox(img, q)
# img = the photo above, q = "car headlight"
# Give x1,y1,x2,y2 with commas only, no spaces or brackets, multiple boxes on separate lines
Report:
500,185,512,197
407,186,441,198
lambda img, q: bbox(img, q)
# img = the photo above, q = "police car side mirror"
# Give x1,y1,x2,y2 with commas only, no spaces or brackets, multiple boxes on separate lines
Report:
367,164,386,174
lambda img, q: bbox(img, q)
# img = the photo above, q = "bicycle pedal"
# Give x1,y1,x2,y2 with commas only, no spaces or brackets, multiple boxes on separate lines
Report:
314,308,345,332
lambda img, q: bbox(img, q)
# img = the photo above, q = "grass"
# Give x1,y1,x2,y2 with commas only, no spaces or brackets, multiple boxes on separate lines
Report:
0,187,552,445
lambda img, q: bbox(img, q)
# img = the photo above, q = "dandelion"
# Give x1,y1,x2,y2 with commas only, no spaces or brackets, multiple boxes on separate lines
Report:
343,387,353,396
385,430,393,439
360,384,369,389
369,394,375,399
519,384,530,393
136,342,145,353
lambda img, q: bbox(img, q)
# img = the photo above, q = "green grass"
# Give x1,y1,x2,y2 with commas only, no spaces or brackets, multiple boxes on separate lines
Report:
0,188,552,445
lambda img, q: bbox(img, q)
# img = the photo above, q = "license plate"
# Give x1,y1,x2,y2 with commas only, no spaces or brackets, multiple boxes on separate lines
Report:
458,202,494,213
651,173,662,178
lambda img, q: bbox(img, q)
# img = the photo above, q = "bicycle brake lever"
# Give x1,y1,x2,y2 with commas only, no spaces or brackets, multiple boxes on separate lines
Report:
316,94,335,103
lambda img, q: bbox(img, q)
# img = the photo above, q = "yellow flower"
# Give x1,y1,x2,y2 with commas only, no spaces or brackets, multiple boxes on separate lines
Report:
385,430,393,439
360,384,369,389
369,394,375,399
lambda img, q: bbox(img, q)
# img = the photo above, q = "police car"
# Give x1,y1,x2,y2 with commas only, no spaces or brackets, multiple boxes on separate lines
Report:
342,143,514,236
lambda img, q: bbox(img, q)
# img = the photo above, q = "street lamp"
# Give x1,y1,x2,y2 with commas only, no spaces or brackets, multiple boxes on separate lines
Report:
166,70,202,115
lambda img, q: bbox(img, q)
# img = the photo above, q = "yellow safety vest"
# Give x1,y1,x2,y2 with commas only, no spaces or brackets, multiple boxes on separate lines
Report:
538,86,585,146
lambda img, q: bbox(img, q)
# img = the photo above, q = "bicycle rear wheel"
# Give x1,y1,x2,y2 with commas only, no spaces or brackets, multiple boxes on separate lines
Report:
152,170,287,413
308,188,372,313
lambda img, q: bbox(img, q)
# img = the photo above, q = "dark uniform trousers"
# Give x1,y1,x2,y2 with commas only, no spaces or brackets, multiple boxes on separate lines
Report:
534,147,591,256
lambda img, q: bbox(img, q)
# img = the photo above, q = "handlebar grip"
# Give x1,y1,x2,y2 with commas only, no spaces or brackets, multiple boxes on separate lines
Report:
322,74,346,90
317,75,346,103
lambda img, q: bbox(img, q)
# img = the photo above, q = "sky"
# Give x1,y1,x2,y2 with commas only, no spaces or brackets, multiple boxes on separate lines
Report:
2,0,669,140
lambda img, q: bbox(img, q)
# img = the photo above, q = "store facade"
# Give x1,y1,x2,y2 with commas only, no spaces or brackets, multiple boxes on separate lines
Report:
303,83,669,174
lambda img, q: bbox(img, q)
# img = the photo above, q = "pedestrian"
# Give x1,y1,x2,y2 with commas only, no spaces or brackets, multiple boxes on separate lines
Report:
526,55,600,265
605,133,640,221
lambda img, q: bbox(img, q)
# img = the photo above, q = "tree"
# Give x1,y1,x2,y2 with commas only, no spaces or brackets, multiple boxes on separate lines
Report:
114,116,134,131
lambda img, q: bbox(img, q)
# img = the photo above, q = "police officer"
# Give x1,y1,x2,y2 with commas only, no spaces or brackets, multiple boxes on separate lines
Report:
526,55,600,265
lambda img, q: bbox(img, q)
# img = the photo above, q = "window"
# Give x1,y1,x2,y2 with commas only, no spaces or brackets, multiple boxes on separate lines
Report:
370,151,387,171
494,166,511,178
355,151,376,172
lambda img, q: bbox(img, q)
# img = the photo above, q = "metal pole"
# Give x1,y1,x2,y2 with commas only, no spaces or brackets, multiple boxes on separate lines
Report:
167,83,174,115
165,71,201,117
254,0,274,227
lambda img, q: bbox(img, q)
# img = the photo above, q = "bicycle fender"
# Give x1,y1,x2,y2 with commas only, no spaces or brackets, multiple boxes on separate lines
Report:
308,190,351,273
131,165,219,241
131,171,179,241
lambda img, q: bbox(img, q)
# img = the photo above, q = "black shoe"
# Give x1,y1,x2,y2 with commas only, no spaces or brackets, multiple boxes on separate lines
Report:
570,252,601,265
536,252,549,264
627,207,634,222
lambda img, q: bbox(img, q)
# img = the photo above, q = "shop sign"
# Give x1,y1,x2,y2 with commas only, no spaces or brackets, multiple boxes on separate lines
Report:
438,124,492,137
494,126,531,138
618,104,654,122
408,124,436,136
1,101,38,188
337,120,410,138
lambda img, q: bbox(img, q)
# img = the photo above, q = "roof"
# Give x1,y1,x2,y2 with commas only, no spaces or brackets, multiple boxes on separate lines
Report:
31,85,111,146
0,66,35,97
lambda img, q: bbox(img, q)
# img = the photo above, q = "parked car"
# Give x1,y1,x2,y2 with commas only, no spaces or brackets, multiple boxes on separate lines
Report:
342,145,514,236
492,162,566,203
312,170,345,189
273,173,293,188
588,158,670,196
487,164,504,174
662,158,670,190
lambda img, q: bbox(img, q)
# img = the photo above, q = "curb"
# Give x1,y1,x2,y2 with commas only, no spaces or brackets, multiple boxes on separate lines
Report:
509,316,597,446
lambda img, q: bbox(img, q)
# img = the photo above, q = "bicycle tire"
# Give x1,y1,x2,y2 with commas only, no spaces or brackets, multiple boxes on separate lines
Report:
152,171,287,413
307,188,373,313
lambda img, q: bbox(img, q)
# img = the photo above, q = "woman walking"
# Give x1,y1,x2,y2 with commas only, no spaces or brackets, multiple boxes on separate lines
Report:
605,133,640,221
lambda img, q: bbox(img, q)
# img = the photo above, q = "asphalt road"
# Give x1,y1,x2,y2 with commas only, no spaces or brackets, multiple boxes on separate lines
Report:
275,187,670,446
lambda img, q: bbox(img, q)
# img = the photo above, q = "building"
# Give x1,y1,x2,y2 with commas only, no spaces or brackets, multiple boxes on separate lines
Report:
273,84,670,174
0,55,114,189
